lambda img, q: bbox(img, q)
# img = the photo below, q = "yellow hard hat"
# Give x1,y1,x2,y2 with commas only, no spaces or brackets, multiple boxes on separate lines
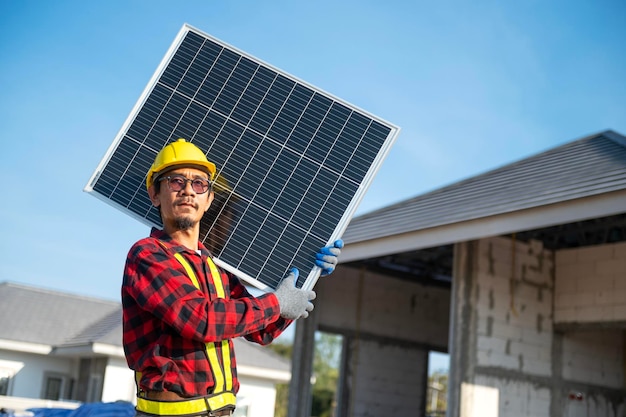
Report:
146,139,216,189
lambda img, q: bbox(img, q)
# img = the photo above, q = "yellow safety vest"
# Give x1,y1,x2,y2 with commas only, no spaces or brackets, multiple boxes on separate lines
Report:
135,245,236,415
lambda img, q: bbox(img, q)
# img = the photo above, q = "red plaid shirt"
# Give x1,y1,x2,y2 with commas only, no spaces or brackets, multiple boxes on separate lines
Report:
122,228,291,396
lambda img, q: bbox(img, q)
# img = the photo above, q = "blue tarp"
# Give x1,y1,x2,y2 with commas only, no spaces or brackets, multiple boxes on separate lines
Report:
27,402,134,417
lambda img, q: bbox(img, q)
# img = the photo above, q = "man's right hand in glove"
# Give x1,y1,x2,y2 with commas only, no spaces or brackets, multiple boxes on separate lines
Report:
274,268,316,320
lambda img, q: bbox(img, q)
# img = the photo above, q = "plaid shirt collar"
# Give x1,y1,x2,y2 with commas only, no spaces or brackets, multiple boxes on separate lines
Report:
150,227,212,258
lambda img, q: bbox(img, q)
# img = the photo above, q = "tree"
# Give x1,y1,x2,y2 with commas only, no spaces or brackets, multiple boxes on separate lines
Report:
426,370,448,416
268,341,292,417
268,333,343,417
311,333,342,417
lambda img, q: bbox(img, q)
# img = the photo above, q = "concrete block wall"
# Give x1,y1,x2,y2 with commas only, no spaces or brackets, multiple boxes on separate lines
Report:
470,373,624,417
562,330,623,389
463,237,554,417
564,393,624,417
555,241,626,323
349,339,427,416
316,266,450,348
316,265,450,417
474,236,554,379
473,375,551,417
450,237,626,417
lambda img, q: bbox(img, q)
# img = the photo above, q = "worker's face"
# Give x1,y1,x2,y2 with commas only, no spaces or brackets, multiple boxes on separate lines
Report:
148,167,214,231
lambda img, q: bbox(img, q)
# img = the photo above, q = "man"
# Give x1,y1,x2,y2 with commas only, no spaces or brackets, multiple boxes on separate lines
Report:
122,139,342,416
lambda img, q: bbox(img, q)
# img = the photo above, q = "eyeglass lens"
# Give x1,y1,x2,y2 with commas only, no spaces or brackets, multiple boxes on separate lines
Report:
165,175,211,194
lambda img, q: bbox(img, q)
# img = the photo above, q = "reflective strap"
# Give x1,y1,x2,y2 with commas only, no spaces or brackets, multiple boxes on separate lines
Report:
206,390,236,413
221,338,233,392
172,252,233,394
205,257,225,298
136,391,236,416
174,252,202,289
205,257,233,392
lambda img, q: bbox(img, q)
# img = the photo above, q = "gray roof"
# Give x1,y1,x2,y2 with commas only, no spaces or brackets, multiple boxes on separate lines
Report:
0,282,120,347
232,337,290,370
0,282,289,372
63,309,123,347
344,130,626,244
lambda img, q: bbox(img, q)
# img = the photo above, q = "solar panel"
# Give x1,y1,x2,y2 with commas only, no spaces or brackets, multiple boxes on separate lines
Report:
85,24,399,291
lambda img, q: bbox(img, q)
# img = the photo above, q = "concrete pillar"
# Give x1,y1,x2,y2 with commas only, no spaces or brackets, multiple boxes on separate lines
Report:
447,241,478,417
287,309,318,417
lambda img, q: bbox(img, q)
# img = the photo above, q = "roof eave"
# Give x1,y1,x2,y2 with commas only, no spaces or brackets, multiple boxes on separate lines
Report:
0,338,52,355
52,342,125,358
341,189,626,262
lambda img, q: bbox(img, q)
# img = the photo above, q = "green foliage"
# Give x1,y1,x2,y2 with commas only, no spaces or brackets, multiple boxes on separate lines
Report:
310,388,335,417
313,333,342,390
273,383,289,417
311,333,342,417
426,370,448,415
270,340,293,359
268,341,293,417
268,333,343,417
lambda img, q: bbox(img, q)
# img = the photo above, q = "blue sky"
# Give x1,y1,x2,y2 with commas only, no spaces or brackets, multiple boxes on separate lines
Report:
0,0,625,304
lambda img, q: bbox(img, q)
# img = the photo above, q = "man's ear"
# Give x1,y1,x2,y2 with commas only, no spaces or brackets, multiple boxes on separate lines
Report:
147,186,161,207
205,191,215,212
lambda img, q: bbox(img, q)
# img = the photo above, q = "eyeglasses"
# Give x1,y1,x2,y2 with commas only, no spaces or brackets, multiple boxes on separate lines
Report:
159,175,213,194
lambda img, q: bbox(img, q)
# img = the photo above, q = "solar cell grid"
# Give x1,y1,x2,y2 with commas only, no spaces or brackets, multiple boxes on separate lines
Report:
85,24,399,291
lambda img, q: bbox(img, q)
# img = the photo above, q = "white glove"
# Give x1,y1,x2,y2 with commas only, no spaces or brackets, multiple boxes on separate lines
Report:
274,268,316,320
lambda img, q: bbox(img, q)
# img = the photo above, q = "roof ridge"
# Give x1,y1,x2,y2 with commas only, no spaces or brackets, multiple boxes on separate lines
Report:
353,129,621,222
602,129,626,148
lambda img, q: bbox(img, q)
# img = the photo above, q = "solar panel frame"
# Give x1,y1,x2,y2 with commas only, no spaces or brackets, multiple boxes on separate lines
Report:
85,23,400,292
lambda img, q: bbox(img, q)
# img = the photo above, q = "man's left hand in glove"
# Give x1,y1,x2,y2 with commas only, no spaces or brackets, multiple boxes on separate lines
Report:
315,239,344,276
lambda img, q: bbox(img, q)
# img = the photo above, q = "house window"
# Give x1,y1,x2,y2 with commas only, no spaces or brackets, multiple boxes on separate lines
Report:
77,358,106,402
0,361,24,396
0,370,11,395
44,376,63,400
42,373,69,400
87,375,103,403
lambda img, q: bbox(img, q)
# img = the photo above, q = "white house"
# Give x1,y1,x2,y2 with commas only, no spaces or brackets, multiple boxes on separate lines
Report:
0,282,290,417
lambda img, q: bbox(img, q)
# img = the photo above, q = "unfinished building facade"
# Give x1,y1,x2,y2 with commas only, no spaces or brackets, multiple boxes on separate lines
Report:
287,130,626,417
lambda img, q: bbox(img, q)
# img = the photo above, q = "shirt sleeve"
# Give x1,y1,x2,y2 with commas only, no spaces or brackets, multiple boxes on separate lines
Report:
123,238,284,343
227,272,293,345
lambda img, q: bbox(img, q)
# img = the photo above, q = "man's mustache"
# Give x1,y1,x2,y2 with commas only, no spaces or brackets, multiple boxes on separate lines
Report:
175,198,199,209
